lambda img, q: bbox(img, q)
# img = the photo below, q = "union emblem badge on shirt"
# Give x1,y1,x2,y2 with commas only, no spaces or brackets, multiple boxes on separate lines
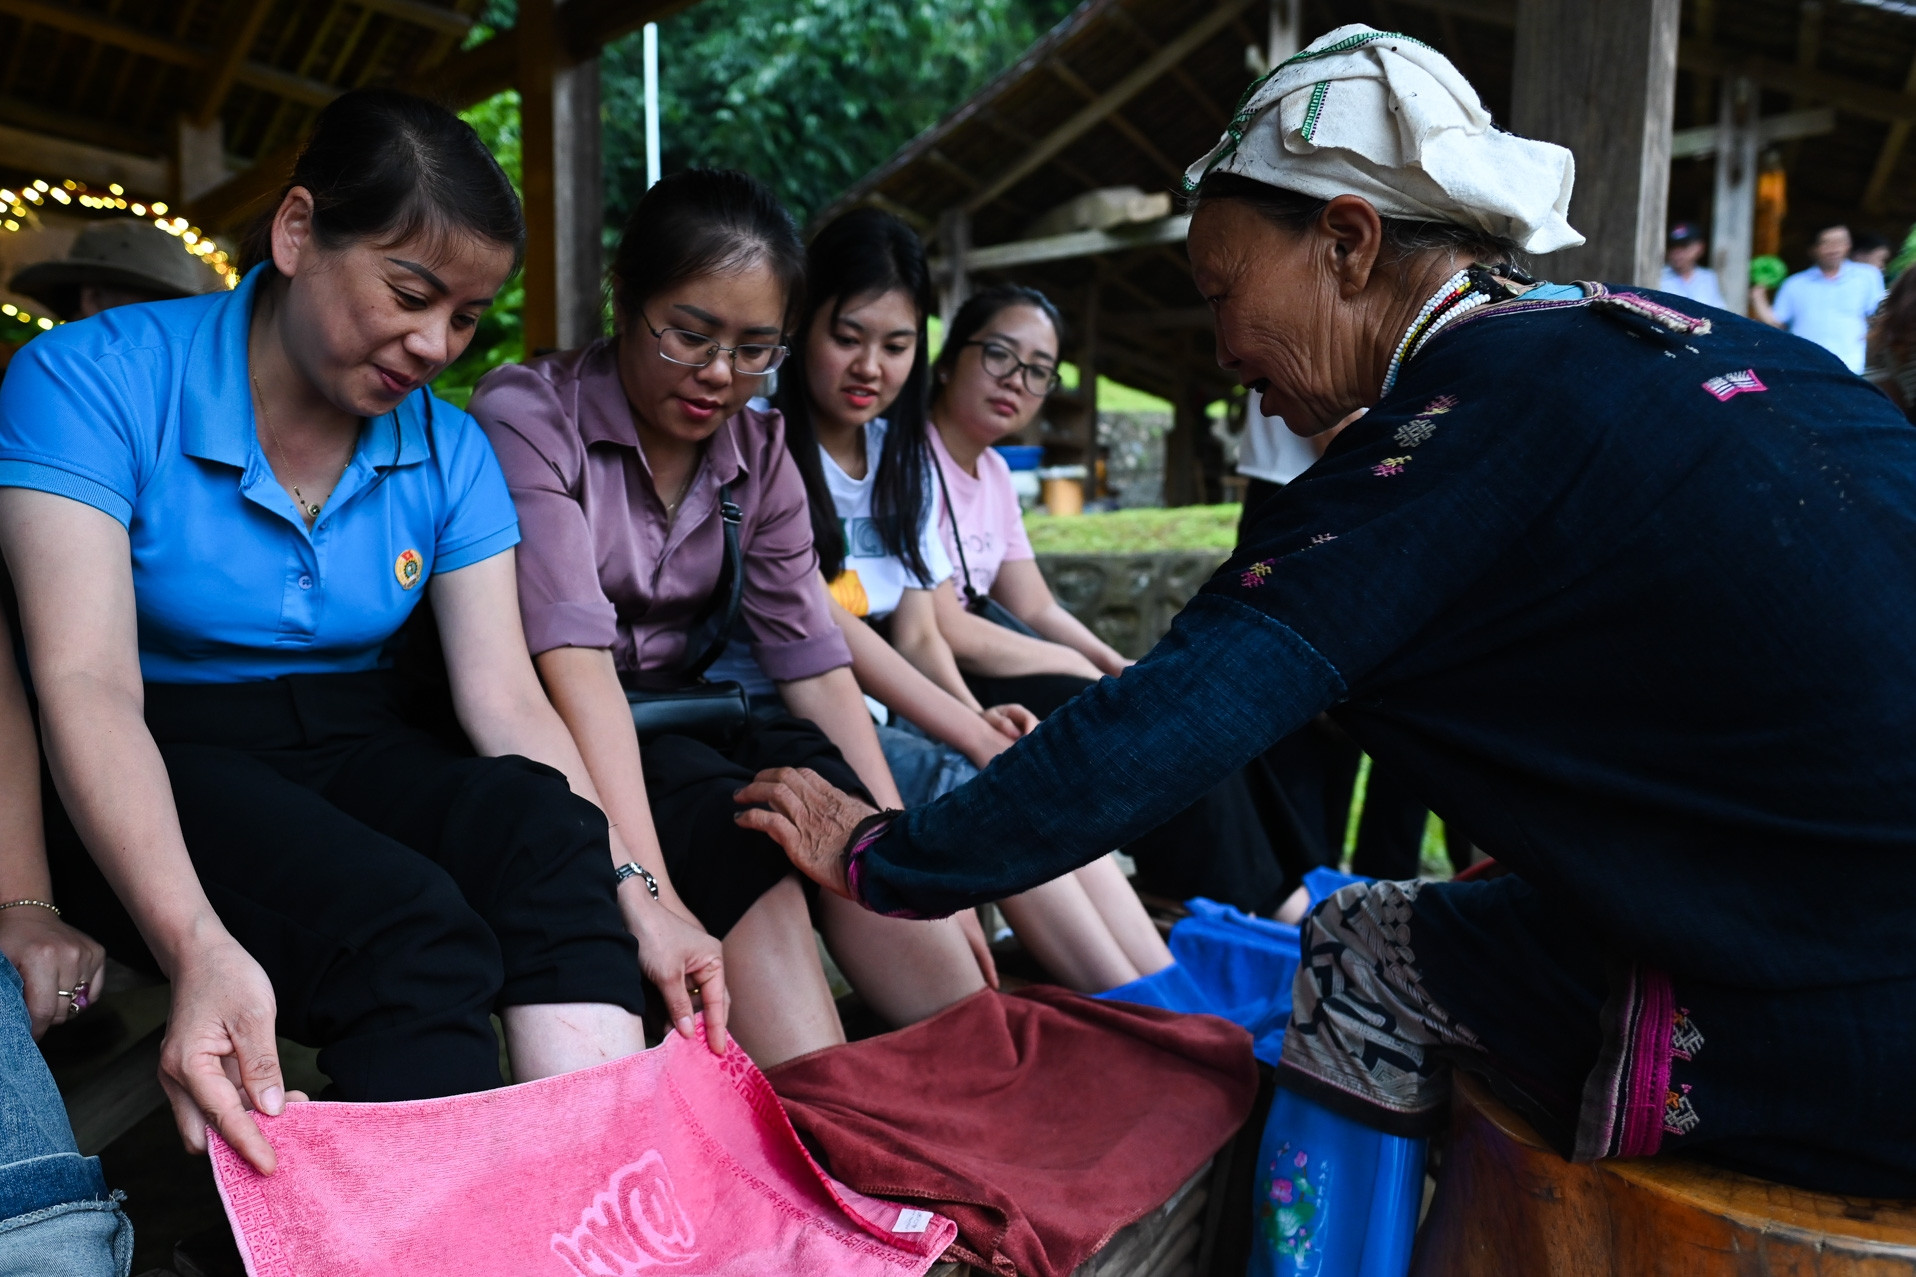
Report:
394,548,423,590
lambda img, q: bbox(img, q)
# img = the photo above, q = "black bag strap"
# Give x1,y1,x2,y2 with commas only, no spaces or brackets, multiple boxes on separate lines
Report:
677,482,744,679
929,447,986,612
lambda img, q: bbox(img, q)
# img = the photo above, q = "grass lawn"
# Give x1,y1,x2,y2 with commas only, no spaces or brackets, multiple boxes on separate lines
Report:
1024,504,1243,554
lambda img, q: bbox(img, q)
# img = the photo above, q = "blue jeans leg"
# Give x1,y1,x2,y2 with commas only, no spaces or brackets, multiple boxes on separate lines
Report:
874,721,980,808
0,955,131,1277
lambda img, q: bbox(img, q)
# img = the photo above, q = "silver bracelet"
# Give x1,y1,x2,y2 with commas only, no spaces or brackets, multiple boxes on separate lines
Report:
614,862,660,900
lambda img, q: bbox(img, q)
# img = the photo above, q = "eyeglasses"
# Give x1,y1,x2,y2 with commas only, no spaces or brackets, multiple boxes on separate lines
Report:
964,340,1061,396
641,313,788,375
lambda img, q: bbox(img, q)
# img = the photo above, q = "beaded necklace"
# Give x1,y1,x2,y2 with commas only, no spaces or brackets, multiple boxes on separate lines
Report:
1379,267,1492,400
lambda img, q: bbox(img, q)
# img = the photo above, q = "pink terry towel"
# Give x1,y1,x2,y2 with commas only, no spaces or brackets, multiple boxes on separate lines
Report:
208,1023,957,1277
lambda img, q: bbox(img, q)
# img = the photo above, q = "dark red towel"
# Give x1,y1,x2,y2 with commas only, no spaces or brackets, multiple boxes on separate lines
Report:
766,986,1258,1277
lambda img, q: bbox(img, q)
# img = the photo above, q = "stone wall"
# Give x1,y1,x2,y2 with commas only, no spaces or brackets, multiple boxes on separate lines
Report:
1036,550,1230,659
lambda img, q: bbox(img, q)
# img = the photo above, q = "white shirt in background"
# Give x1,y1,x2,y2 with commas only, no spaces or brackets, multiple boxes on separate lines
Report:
1772,260,1888,374
1658,263,1727,311
1237,402,1325,485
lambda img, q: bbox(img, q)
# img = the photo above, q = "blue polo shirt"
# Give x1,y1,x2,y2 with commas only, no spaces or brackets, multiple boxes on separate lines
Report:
0,266,519,683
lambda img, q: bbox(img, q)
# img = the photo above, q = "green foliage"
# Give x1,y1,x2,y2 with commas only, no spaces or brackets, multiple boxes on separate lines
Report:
433,275,524,410
436,0,1079,401
1023,504,1242,554
602,0,1078,229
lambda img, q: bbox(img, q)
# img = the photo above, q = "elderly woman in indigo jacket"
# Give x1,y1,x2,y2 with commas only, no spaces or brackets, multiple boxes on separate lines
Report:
741,25,1916,1199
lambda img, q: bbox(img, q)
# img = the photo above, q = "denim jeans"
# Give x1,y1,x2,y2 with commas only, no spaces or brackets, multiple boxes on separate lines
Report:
0,955,131,1277
874,720,978,808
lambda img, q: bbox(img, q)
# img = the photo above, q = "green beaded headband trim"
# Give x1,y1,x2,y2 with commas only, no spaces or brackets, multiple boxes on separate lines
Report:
1183,29,1432,192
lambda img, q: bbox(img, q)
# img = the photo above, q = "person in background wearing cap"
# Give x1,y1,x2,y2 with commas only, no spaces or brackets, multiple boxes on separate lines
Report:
6,218,209,323
1658,222,1726,310
744,23,1916,1258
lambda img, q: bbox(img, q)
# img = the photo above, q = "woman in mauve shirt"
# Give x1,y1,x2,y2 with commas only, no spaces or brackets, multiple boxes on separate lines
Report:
469,170,986,1067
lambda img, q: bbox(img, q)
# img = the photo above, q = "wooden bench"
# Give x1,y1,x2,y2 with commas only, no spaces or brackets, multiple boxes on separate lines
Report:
1413,1071,1916,1276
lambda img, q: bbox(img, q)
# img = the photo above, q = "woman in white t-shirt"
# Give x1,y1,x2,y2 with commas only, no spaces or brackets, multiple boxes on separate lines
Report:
928,283,1329,924
777,209,1170,992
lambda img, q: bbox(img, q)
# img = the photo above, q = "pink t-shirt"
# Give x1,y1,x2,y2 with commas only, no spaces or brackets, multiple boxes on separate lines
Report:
929,426,1034,598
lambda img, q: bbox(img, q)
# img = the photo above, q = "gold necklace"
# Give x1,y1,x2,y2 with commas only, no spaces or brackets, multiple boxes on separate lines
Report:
252,375,328,524
662,466,696,519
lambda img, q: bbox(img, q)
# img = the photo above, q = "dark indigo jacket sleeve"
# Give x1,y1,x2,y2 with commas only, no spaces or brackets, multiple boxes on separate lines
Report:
850,593,1346,917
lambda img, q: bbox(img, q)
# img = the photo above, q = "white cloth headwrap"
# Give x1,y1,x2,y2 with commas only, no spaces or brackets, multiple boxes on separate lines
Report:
1184,25,1583,255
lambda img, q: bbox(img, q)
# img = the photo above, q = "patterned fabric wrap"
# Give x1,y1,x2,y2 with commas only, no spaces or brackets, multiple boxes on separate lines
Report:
1278,881,1480,1136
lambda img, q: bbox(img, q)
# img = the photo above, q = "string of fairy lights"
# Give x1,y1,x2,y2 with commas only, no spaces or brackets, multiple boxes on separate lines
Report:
1,175,237,335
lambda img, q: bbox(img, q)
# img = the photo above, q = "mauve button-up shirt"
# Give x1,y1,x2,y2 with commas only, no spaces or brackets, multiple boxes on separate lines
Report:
469,338,851,680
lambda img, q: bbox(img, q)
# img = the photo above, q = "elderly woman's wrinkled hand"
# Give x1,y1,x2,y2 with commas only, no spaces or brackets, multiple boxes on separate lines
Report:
732,767,874,898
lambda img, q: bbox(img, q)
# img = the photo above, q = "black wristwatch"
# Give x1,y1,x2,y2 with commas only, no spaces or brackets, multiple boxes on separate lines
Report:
615,862,660,900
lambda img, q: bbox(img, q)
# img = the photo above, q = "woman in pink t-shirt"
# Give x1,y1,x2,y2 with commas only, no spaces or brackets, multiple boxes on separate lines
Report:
928,284,1326,923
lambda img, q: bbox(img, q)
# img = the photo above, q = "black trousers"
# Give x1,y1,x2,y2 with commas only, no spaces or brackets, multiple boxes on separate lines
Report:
47,672,645,1102
962,671,1329,914
640,712,869,938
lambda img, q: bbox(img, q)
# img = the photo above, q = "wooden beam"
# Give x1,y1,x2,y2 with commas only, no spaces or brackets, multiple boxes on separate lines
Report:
1103,305,1213,331
0,0,338,108
1669,106,1834,159
0,94,158,157
193,0,275,127
1680,38,1916,124
1512,0,1679,286
1043,59,1183,184
1389,0,1516,24
964,0,1259,214
935,214,1192,275
0,119,168,192
1102,7,1228,128
1863,49,1916,211
357,0,475,37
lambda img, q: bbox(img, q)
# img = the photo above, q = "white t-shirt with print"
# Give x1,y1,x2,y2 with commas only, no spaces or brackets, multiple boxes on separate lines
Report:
821,418,952,622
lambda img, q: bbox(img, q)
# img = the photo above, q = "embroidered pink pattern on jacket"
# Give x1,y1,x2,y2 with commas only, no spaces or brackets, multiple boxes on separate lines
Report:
1240,559,1277,587
552,1151,700,1274
1701,369,1766,401
1423,394,1458,414
1372,456,1411,477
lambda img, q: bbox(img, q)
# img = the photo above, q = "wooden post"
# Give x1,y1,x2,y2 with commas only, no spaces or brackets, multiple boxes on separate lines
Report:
1710,76,1758,317
1267,0,1299,66
554,56,603,348
174,118,225,206
1511,0,1680,286
1079,270,1101,472
520,0,604,355
1163,380,1201,507
938,209,970,335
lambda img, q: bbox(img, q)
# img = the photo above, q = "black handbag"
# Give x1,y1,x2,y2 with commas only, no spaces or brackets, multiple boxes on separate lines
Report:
932,451,1043,639
624,484,752,748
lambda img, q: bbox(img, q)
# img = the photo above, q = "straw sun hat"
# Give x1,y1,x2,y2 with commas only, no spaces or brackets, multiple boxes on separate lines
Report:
9,219,212,320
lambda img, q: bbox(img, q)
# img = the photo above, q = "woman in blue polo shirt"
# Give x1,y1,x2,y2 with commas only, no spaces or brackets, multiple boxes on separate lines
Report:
0,91,707,1176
